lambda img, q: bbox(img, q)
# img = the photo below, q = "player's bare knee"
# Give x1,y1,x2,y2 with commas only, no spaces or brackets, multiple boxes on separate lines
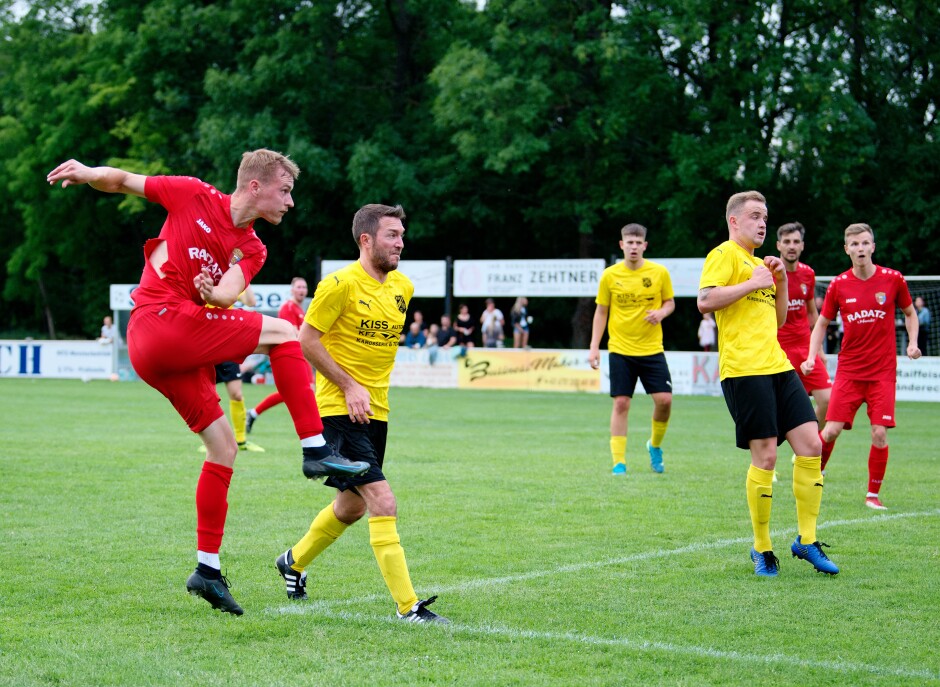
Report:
613,396,630,414
871,426,888,447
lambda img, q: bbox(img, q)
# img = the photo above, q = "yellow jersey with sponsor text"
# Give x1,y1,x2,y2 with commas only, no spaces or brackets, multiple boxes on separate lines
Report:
596,260,674,356
699,240,791,380
305,260,412,421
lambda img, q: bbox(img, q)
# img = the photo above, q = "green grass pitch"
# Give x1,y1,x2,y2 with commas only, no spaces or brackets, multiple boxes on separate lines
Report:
1,379,938,686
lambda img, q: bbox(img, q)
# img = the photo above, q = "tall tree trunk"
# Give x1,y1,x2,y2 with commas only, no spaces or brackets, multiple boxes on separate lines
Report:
570,232,594,348
36,272,56,340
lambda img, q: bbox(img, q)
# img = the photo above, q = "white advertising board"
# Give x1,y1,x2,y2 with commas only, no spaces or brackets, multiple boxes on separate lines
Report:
453,259,605,297
110,284,293,312
320,260,447,298
0,340,114,379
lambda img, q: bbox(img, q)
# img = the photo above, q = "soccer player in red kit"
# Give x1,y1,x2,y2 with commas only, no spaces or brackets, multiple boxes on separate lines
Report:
803,223,921,510
46,150,368,615
246,276,314,433
776,222,831,427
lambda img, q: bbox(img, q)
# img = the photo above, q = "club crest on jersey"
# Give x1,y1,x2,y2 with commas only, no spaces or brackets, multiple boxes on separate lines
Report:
800,283,808,295
642,277,652,288
229,248,244,266
875,292,886,305
395,295,407,314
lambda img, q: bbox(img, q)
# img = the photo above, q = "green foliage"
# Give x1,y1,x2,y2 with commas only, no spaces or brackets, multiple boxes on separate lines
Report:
1,381,939,685
1,1,938,340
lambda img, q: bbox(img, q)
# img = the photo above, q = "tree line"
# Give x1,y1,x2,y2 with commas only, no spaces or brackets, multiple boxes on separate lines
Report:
1,0,937,347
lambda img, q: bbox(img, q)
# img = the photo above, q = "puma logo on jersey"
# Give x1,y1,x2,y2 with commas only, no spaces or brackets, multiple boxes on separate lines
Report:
359,299,372,310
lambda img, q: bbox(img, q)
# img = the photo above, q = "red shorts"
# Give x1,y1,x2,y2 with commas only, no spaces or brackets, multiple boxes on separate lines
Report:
826,376,896,430
128,301,263,432
782,344,831,393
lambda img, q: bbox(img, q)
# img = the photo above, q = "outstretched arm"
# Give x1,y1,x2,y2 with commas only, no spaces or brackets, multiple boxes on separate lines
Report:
47,160,146,197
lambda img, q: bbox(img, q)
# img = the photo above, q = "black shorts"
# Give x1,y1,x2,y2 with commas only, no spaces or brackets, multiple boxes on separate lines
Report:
323,416,389,491
609,352,673,397
214,362,241,384
720,370,817,450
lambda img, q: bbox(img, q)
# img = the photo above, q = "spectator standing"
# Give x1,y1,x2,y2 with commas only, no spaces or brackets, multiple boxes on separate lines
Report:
480,298,505,348
697,312,716,352
510,297,531,348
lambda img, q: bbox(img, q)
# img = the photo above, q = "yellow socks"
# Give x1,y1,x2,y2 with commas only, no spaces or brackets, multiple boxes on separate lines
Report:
291,502,349,571
793,455,823,544
369,516,418,615
746,465,774,552
650,419,669,448
610,436,626,468
230,399,247,444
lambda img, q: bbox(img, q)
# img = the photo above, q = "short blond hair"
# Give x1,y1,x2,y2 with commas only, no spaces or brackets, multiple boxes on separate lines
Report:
726,191,766,222
236,149,300,189
621,223,648,240
844,223,874,242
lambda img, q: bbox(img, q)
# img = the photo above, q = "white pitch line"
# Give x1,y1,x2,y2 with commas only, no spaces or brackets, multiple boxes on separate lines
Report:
270,509,940,680
294,508,940,606
275,607,940,682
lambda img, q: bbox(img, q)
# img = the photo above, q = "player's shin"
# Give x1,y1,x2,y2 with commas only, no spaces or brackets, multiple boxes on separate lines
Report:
793,456,823,543
269,340,323,439
746,465,774,552
291,501,349,570
369,516,418,615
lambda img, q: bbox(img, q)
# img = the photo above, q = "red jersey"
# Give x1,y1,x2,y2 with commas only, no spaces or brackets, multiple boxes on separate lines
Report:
777,262,816,348
278,299,306,329
822,265,912,381
132,176,267,310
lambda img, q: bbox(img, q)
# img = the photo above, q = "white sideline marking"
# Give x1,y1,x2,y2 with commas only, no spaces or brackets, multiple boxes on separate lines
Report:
277,607,940,682
271,509,940,680
305,508,940,605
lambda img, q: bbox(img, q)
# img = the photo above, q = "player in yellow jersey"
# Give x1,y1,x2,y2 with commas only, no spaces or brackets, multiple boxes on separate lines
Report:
698,191,838,577
274,204,448,623
589,223,675,475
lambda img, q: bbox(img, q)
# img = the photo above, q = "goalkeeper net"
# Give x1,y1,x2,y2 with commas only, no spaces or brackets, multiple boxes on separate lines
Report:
815,276,939,356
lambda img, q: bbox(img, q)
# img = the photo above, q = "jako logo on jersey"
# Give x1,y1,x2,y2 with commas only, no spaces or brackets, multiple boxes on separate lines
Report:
875,292,887,305
196,218,211,234
846,309,886,323
846,298,857,303
360,319,390,329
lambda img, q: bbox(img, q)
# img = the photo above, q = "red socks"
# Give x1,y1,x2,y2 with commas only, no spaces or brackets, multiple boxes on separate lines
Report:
269,340,323,439
196,461,232,554
868,445,889,494
819,431,836,471
255,392,284,415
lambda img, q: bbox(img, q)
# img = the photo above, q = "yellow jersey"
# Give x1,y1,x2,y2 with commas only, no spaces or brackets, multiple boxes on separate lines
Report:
304,261,413,421
596,260,674,356
699,240,791,380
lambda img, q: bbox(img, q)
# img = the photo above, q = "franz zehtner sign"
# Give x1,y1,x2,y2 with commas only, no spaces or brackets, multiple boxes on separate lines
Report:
453,259,605,297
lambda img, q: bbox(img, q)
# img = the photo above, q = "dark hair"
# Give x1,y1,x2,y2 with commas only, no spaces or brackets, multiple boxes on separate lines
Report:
351,204,406,246
776,222,805,241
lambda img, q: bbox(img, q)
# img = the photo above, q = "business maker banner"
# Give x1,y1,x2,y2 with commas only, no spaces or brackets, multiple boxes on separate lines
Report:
457,349,599,392
453,259,605,297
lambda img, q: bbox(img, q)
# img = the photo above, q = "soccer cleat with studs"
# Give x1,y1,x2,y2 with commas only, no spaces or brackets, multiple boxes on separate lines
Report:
790,536,839,575
275,550,308,600
301,445,370,480
186,569,244,615
238,441,265,452
646,440,664,473
246,411,257,434
865,495,888,510
611,463,627,476
750,548,780,577
397,596,449,624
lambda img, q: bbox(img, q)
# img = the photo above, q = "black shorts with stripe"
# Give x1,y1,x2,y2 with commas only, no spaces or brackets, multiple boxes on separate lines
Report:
323,415,389,491
720,370,817,450
609,352,673,397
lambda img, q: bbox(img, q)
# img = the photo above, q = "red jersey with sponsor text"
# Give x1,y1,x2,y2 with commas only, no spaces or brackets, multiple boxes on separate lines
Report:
132,176,266,310
821,265,912,381
278,300,306,329
777,262,816,348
